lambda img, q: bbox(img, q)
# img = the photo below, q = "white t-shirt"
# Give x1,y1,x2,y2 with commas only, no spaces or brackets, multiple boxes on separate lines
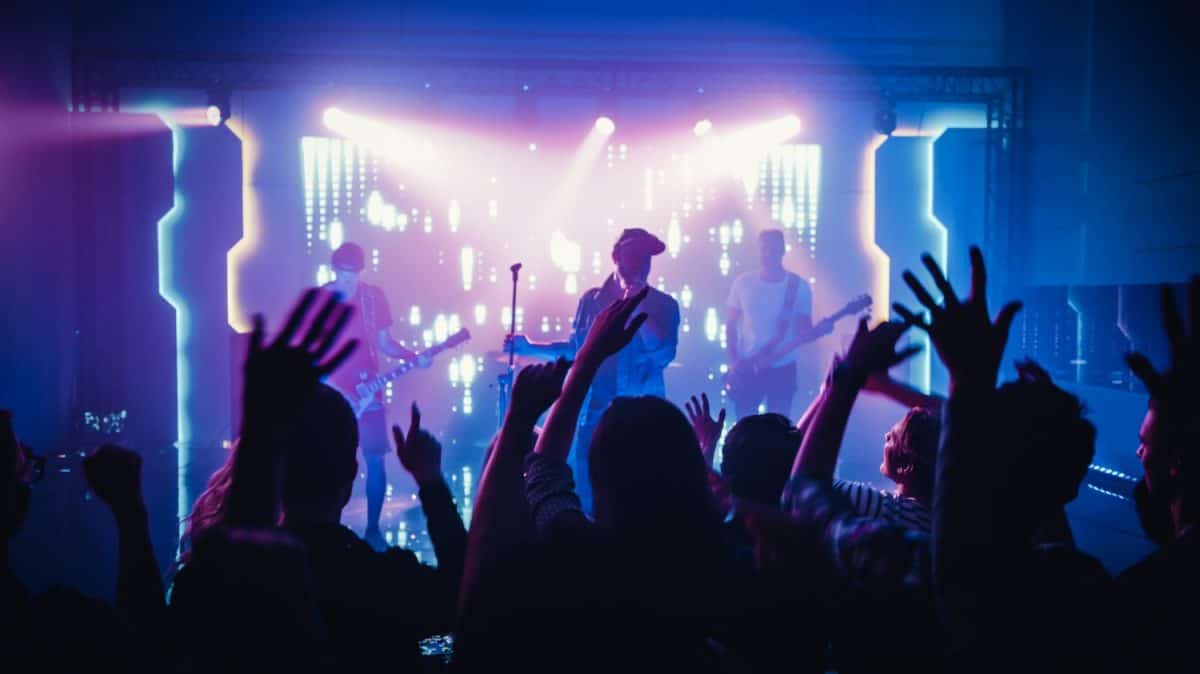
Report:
726,271,813,366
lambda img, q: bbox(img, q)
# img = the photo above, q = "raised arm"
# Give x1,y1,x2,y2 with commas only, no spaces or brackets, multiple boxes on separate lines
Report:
894,246,1023,659
863,373,945,410
82,444,164,627
533,287,649,463
789,319,919,481
227,289,358,529
457,360,570,640
1125,276,1200,534
505,335,577,361
393,404,466,585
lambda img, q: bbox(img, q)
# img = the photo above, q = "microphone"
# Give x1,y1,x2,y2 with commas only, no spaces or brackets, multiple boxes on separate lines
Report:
510,262,522,280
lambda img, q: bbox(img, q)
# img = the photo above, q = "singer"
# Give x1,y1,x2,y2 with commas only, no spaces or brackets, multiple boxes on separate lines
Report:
505,228,680,513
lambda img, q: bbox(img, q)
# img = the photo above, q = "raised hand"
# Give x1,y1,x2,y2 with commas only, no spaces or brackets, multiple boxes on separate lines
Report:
243,288,359,421
893,246,1022,393
1125,276,1200,493
510,358,572,422
1126,277,1200,399
82,444,144,515
578,286,650,367
684,393,726,466
839,317,921,386
394,403,443,488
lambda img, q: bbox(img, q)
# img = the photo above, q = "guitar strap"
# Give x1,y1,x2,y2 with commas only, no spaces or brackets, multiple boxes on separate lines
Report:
774,274,801,342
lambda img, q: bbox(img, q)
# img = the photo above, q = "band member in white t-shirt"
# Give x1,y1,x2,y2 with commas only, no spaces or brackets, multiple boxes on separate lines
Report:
725,229,832,419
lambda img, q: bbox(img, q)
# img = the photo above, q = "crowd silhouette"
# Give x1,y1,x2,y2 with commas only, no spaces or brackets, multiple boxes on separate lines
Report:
2,248,1196,672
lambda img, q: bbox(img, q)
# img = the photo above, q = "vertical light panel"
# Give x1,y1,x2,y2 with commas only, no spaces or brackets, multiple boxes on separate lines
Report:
328,218,344,251
667,213,682,258
924,135,949,393
225,118,262,334
315,138,329,249
303,137,316,251
330,139,342,225
460,247,475,291
153,113,190,537
448,199,461,232
860,134,891,325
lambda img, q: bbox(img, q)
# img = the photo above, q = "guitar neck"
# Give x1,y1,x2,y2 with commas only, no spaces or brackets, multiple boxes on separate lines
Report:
362,342,452,397
751,299,870,363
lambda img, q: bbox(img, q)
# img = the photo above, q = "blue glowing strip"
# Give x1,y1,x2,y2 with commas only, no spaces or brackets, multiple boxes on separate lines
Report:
1088,463,1138,482
1086,483,1130,501
921,134,950,394
1066,296,1084,380
153,114,190,538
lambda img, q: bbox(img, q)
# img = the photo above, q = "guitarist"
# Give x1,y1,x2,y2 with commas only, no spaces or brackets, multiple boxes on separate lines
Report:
725,229,831,419
323,242,431,550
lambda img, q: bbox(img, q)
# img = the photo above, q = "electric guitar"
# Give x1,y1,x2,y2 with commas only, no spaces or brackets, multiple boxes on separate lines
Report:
334,328,471,418
726,294,872,389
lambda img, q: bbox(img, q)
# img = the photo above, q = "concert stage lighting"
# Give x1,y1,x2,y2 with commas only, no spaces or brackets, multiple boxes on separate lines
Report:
594,116,616,135
693,119,713,137
733,114,802,147
322,107,435,164
775,114,803,138
206,87,231,126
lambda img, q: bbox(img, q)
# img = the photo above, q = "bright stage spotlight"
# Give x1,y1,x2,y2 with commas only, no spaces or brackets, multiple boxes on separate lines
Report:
206,87,231,126
693,119,713,137
693,113,805,182
322,107,435,164
782,114,802,136
322,107,345,128
764,114,802,140
594,116,615,135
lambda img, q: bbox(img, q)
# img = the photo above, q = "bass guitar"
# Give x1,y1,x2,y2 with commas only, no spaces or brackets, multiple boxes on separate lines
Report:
726,294,871,391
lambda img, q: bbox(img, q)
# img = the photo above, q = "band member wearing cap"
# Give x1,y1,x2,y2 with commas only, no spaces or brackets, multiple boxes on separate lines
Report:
324,242,431,550
507,228,680,513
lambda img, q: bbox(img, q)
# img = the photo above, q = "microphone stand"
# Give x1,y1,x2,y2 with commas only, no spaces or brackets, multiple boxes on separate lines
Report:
496,262,521,428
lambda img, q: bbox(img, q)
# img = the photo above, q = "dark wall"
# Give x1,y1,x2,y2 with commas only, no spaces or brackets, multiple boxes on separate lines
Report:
1009,0,1199,285
0,6,74,450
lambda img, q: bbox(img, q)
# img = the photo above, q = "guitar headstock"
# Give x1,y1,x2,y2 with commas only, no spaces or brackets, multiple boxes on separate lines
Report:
847,293,872,315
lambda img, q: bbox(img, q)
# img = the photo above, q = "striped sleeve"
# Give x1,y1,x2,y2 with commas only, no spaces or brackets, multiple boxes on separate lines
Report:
523,453,584,536
886,498,932,533
833,480,886,519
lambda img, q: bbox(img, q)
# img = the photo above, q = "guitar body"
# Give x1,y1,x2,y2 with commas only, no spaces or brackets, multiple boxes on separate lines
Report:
333,328,472,419
349,381,381,418
724,294,872,395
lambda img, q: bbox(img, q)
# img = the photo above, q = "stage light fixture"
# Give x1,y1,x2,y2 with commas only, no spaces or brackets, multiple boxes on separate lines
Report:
323,107,344,128
206,87,231,126
781,114,802,136
693,119,713,137
594,116,615,135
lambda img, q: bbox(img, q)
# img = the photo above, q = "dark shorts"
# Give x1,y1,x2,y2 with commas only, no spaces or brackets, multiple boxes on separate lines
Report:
358,406,391,458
